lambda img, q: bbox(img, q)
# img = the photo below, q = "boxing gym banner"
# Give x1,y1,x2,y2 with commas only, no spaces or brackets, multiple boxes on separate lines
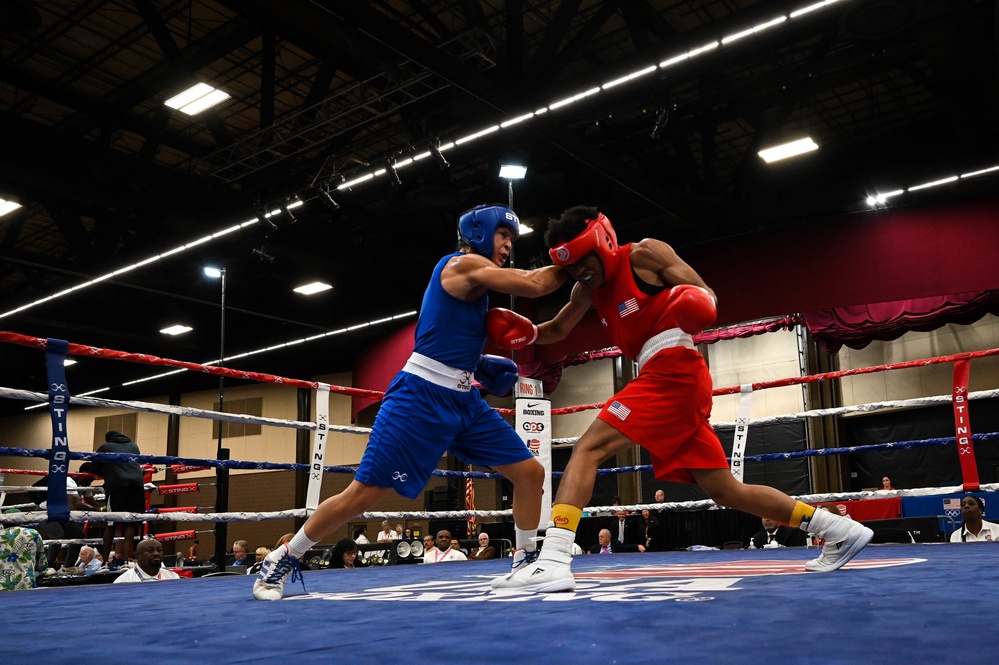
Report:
515,377,552,528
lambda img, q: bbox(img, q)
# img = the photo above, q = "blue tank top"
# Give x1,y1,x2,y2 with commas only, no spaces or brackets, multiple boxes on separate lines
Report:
413,252,488,370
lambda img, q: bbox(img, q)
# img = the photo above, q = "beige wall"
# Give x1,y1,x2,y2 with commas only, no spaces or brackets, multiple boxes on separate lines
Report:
837,314,999,405
705,328,805,423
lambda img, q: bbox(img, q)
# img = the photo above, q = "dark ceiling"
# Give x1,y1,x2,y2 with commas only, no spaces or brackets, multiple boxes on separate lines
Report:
2,0,998,415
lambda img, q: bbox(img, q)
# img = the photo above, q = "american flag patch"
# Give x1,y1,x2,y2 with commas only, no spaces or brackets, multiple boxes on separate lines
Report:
607,400,631,421
618,298,639,317
943,498,962,521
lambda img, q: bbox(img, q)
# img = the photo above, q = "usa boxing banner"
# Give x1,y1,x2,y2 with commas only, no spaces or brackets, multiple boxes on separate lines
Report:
515,377,551,528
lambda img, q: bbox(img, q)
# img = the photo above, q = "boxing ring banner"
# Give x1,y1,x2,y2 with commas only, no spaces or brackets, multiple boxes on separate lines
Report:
730,384,754,483
306,383,332,513
515,377,552,528
45,337,71,523
952,360,980,491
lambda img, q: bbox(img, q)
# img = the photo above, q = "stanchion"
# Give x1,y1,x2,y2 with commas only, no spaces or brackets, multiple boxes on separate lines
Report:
214,447,230,570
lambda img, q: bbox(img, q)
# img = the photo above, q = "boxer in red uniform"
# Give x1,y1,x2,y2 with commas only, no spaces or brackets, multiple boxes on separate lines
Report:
489,205,873,592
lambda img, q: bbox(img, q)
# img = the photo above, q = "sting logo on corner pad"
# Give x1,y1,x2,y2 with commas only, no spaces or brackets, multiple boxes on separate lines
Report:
285,558,925,603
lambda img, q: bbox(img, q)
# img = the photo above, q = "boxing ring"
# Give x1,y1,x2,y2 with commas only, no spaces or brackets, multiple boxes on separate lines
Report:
2,544,998,664
2,325,999,664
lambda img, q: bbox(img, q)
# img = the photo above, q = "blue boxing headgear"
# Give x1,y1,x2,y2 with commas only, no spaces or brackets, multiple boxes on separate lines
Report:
457,204,520,258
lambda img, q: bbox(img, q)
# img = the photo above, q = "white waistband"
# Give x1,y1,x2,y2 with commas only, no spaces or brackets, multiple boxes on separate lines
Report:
637,328,694,372
402,353,475,392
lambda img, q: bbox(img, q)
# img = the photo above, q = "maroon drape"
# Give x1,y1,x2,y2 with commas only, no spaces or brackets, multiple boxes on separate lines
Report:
803,290,999,353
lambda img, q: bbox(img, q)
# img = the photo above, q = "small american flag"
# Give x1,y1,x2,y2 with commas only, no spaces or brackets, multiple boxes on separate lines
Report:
943,497,962,521
607,400,631,421
618,298,639,317
465,475,477,536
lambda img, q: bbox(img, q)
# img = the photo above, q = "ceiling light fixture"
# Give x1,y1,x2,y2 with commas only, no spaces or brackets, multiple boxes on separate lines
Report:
160,324,193,335
0,198,22,217
758,137,819,163
165,82,230,116
498,164,528,180
293,282,333,295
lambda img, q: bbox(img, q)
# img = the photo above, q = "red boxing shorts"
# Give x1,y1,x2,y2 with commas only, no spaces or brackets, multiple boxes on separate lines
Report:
596,346,728,483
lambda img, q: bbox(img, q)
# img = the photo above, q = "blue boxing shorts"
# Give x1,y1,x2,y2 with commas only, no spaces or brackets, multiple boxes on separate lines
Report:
354,370,532,499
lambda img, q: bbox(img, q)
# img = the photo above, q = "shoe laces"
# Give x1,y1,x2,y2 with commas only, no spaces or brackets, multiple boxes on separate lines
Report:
512,549,539,570
261,548,306,593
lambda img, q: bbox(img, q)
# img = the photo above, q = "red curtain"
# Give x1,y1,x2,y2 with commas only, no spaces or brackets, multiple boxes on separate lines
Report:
803,290,999,353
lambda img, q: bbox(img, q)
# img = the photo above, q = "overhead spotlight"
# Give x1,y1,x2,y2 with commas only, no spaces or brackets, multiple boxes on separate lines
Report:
386,158,402,187
280,197,298,223
318,184,340,212
429,138,450,170
252,246,276,263
256,204,278,231
650,102,676,140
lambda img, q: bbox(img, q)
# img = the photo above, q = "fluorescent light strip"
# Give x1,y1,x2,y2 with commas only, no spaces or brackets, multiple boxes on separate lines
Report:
454,125,500,145
660,41,719,68
721,16,787,44
961,164,999,178
548,87,601,111
758,137,818,163
23,310,419,410
790,0,844,20
500,112,536,128
907,175,958,192
602,65,658,90
0,217,260,320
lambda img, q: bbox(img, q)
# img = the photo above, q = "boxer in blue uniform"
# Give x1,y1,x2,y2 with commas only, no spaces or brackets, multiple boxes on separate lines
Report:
254,204,566,600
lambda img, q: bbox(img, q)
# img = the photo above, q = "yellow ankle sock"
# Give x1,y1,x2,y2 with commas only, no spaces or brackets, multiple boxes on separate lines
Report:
789,501,815,528
551,504,583,532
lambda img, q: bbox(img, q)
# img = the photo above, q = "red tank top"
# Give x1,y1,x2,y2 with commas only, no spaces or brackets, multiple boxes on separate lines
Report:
591,244,678,360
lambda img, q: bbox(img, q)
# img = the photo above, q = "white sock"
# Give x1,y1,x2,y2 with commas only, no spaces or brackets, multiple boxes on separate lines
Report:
515,526,538,552
804,506,851,543
287,529,318,559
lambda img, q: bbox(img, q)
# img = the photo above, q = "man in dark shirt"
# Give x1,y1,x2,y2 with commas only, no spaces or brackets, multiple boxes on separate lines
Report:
749,517,807,549
90,431,144,568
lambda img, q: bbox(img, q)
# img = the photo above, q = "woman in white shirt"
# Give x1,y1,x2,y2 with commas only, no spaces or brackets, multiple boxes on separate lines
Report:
950,495,999,542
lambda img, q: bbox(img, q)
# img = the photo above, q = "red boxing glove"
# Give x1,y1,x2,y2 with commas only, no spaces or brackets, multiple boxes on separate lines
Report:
485,308,539,350
667,284,716,334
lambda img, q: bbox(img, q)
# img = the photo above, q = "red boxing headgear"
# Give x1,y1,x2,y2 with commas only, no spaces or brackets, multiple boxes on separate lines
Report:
548,213,620,275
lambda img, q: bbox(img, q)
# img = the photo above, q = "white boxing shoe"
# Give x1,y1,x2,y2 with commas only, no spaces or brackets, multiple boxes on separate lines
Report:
490,548,538,589
490,558,576,593
252,544,303,600
805,520,873,572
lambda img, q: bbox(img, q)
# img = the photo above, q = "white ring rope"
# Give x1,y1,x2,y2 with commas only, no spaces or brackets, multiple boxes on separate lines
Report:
0,386,372,435
551,388,999,445
4,483,996,529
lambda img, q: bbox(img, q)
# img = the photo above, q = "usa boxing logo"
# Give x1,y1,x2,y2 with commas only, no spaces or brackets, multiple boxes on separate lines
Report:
288,557,926,604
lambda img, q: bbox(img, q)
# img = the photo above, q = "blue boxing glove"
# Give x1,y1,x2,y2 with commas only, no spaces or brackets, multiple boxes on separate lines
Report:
475,354,519,397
